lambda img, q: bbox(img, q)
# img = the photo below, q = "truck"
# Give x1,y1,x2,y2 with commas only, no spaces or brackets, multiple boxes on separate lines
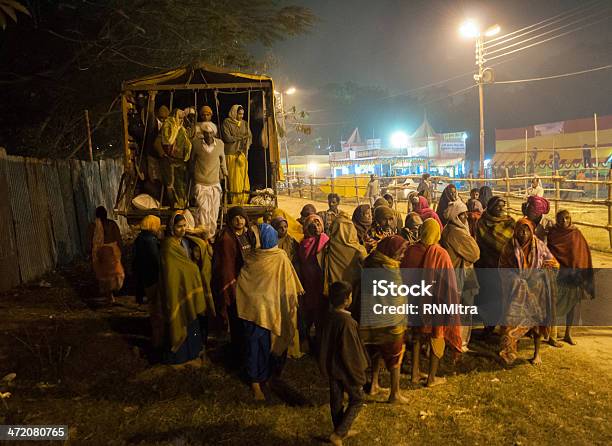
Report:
114,63,282,228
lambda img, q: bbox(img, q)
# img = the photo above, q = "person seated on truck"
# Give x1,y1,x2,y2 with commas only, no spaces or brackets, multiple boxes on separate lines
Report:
158,108,192,209
190,122,228,241
197,105,218,136
222,104,252,204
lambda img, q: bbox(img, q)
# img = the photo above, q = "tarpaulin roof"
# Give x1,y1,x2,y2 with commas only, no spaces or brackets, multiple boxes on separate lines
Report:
122,63,274,91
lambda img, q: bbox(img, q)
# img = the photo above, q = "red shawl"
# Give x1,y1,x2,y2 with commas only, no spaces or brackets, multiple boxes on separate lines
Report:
298,233,330,311
547,225,592,269
212,227,243,320
401,243,463,353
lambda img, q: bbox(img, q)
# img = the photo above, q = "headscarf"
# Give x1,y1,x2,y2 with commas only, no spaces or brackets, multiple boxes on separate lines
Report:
228,104,244,126
513,218,536,269
413,196,443,229
272,208,304,242
467,198,483,213
375,235,408,259
167,212,186,237
486,196,505,213
140,215,161,233
373,197,388,208
303,213,324,236
259,223,278,249
352,204,372,241
270,216,287,231
325,216,367,289
157,105,170,119
373,205,394,225
404,212,423,230
420,218,441,246
227,206,248,225
527,195,550,217
200,105,213,116
444,201,469,233
436,184,457,225
200,121,217,133
478,186,493,210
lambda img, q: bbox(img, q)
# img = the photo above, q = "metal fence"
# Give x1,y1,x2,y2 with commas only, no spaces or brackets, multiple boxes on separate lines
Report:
0,148,125,292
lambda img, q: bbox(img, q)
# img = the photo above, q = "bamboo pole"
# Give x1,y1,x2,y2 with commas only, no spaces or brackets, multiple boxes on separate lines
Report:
331,175,335,195
84,109,93,162
504,167,511,211
524,128,528,191
595,113,599,199
310,176,314,200
608,177,612,248
554,170,560,216
354,174,360,205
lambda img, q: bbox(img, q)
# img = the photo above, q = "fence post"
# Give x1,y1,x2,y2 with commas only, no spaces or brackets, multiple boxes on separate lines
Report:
608,179,612,249
554,170,560,216
331,176,335,195
354,174,360,206
504,168,511,211
310,176,314,200
298,174,303,199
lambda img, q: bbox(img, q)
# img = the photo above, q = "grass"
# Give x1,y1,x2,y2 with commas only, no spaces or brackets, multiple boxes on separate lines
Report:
1,262,611,445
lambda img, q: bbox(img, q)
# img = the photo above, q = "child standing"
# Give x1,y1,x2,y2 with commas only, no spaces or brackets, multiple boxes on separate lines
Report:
318,281,370,446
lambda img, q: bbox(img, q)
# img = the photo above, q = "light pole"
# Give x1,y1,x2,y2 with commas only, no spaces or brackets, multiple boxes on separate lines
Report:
276,87,296,189
460,20,500,177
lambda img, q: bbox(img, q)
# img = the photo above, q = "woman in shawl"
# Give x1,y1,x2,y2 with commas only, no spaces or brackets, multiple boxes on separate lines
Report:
475,196,515,336
523,195,554,243
441,202,480,351
222,105,252,204
547,210,594,345
352,204,374,249
272,208,304,243
297,203,317,226
160,212,214,365
478,186,493,211
88,206,124,306
367,205,397,251
360,236,410,403
132,215,163,347
498,218,559,365
401,212,423,245
212,206,256,357
436,184,459,226
466,197,483,238
236,224,303,400
271,216,300,266
324,215,367,294
159,108,192,208
297,213,330,352
402,219,462,387
410,194,443,230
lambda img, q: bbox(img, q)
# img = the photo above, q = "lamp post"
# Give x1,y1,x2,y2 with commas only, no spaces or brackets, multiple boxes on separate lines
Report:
460,20,500,177
276,87,296,189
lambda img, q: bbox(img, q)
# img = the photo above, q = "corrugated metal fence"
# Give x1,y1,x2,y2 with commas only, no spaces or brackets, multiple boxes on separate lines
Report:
0,148,126,292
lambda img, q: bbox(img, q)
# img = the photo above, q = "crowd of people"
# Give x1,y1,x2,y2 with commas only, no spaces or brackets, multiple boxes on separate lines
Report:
88,178,595,446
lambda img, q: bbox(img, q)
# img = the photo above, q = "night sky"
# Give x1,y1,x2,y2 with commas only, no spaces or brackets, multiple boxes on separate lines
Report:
266,0,612,157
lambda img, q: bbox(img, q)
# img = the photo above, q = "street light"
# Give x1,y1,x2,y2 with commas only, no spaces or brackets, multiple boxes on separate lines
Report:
460,19,500,177
390,131,409,149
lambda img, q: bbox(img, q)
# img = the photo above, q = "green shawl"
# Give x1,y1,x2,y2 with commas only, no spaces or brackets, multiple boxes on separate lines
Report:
476,212,515,268
160,235,214,352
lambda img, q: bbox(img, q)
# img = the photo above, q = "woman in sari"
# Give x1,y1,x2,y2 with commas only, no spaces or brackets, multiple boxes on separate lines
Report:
441,201,480,351
324,215,366,294
297,214,330,352
498,218,559,365
360,235,409,403
160,212,214,365
132,215,162,348
236,224,303,400
402,219,462,387
547,210,594,345
410,194,442,229
352,204,374,249
271,216,300,266
475,196,515,335
88,206,124,306
436,184,458,226
222,104,252,204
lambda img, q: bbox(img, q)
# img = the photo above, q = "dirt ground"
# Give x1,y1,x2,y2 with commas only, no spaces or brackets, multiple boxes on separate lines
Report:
0,196,610,445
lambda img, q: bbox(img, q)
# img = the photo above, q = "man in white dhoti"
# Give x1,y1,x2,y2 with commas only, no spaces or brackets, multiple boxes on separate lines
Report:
190,122,228,240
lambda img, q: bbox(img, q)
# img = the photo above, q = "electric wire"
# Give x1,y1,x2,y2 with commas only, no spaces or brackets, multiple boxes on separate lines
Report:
495,63,612,84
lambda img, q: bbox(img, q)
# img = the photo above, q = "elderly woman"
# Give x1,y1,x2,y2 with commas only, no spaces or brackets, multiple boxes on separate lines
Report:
402,219,462,387
160,212,214,365
88,206,124,306
436,184,459,226
441,201,480,351
475,196,515,335
325,215,367,293
410,194,443,229
401,212,423,245
523,195,554,243
236,224,303,400
360,236,410,403
132,215,162,346
499,218,559,365
547,210,594,345
297,213,330,352
159,108,192,208
367,205,397,251
222,104,252,204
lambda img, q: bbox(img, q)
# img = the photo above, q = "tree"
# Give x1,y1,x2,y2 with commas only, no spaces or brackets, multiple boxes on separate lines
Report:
0,0,315,157
0,0,29,29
